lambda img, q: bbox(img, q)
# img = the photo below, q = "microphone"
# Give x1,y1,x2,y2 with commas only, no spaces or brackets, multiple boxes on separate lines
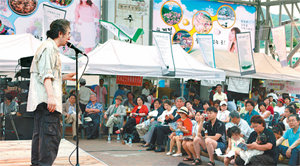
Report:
66,42,87,56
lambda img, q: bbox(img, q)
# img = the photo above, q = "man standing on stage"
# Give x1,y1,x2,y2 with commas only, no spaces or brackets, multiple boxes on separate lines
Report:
27,19,75,166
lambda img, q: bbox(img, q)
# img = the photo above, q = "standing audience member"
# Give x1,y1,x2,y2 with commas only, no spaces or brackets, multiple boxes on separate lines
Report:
193,96,203,112
79,79,94,113
217,101,230,123
62,94,82,140
276,114,300,166
243,100,260,126
94,78,107,106
235,115,277,166
142,82,150,96
213,84,227,102
104,96,126,137
213,100,221,111
122,92,136,110
113,85,125,103
85,94,103,139
193,107,226,166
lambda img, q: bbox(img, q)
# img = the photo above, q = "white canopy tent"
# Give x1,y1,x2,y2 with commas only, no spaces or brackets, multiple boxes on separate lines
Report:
83,40,226,81
0,33,75,73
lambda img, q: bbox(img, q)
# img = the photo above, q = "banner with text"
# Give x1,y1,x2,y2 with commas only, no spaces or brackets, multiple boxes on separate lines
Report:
271,26,287,67
116,75,143,86
236,32,256,76
228,77,250,94
196,34,215,68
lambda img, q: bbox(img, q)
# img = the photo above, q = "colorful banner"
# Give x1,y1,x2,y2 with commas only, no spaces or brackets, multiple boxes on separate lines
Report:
116,75,143,86
196,34,215,68
271,26,287,67
236,32,256,76
265,80,300,94
153,31,175,76
0,0,101,56
153,0,256,53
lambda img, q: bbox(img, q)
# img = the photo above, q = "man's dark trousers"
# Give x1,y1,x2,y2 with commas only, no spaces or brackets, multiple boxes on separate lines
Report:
31,103,61,166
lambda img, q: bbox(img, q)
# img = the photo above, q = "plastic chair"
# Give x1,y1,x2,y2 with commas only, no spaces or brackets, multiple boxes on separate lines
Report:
62,114,84,139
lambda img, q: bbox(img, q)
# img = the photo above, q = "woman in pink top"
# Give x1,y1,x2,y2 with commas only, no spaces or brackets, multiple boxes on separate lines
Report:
75,0,99,53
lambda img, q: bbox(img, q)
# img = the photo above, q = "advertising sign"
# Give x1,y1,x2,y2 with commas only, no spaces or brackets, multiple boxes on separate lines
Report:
0,0,101,56
236,32,256,76
153,0,256,53
196,34,215,68
116,75,143,86
271,26,288,67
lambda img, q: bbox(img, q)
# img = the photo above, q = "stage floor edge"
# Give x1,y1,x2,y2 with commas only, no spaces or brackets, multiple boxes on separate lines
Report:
0,139,108,166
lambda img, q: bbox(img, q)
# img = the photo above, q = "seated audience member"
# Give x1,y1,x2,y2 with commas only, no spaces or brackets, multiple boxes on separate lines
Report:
258,102,271,123
243,100,260,126
227,111,251,141
122,92,136,110
182,112,201,163
185,101,196,119
217,101,230,123
274,98,285,115
193,95,203,112
167,107,192,157
212,100,220,111
235,115,277,166
268,95,277,108
146,97,185,152
193,107,226,166
120,96,148,139
161,95,168,103
62,94,82,140
213,84,228,102
282,106,296,131
239,98,249,115
276,114,300,166
104,96,126,137
148,89,157,105
236,133,268,165
0,93,18,116
79,79,94,114
201,100,210,114
224,126,245,166
85,94,103,139
284,96,291,107
136,99,163,140
263,97,274,115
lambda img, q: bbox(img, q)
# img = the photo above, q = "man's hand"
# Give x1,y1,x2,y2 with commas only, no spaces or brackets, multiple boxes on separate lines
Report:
114,114,119,117
62,73,76,81
66,114,70,118
47,96,56,112
150,118,155,123
104,114,107,119
286,148,292,158
247,142,258,150
165,115,170,120
169,114,174,119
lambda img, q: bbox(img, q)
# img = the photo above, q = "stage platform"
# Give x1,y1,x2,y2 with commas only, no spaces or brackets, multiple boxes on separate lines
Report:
0,139,108,166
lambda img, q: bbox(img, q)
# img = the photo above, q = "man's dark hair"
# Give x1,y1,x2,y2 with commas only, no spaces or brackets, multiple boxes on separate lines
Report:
284,96,291,101
185,101,192,106
5,93,14,101
127,91,134,98
245,100,255,107
69,94,76,99
153,98,162,104
46,19,70,39
216,84,222,88
272,126,283,136
207,106,218,113
227,126,241,138
229,111,240,119
250,115,266,128
285,106,296,115
151,89,156,95
288,114,300,122
163,99,172,106
100,78,104,82
193,95,200,101
202,100,210,106
258,102,266,109
213,99,221,105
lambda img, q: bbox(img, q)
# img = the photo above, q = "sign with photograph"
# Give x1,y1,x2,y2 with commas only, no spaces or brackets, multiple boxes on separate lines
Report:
196,34,215,68
236,32,256,76
271,26,287,67
153,0,256,53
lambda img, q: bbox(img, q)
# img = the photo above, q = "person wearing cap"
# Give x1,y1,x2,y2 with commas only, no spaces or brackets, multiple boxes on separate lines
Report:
167,106,193,157
217,101,230,123
243,100,260,126
274,98,286,116
213,84,228,102
193,107,226,166
79,78,94,114
104,96,126,138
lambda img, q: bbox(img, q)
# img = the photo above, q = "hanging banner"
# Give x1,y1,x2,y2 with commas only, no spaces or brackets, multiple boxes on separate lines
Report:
152,31,175,76
228,77,250,94
271,26,287,67
116,75,143,86
236,32,256,76
1,0,101,56
196,34,215,68
153,0,256,53
265,80,300,94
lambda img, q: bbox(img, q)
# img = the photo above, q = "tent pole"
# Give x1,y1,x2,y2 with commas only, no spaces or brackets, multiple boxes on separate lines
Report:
181,78,184,97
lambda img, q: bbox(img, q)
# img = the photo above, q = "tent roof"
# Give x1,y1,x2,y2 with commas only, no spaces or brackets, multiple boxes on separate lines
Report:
83,40,225,81
190,49,300,82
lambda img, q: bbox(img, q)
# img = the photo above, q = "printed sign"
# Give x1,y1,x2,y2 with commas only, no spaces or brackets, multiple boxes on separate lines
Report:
271,26,287,67
196,34,215,68
116,75,143,86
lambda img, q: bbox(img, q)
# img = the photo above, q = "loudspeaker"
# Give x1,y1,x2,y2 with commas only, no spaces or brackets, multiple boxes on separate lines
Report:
19,56,33,67
4,115,34,140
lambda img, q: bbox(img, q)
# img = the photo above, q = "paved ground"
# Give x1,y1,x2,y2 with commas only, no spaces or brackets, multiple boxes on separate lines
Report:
66,135,288,166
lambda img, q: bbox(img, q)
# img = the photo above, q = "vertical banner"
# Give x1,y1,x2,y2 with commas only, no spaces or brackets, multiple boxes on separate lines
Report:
236,32,256,76
271,26,287,67
152,31,175,76
43,4,66,41
196,34,215,68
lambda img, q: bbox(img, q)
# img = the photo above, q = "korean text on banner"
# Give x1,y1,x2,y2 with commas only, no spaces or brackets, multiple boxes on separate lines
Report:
271,26,287,67
228,77,250,94
116,76,143,86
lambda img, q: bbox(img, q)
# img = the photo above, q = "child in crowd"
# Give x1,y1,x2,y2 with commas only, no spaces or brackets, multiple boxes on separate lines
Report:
272,126,289,161
235,133,267,165
224,126,245,166
166,121,185,156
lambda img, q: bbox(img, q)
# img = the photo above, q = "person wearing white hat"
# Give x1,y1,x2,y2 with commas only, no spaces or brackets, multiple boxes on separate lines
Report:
217,101,230,123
